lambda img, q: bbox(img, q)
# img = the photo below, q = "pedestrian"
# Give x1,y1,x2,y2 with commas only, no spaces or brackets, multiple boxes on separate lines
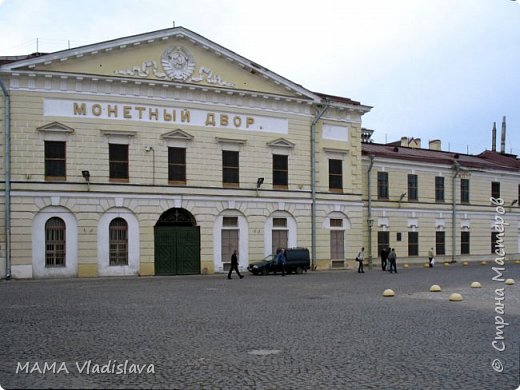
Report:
380,247,388,271
356,247,365,273
388,248,397,273
276,248,287,276
428,247,435,268
227,250,244,279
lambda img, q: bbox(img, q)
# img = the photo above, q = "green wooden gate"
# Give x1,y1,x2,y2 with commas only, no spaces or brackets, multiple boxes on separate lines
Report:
154,226,200,275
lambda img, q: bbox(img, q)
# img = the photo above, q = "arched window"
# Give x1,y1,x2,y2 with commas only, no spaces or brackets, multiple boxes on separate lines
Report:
109,218,128,266
45,217,66,267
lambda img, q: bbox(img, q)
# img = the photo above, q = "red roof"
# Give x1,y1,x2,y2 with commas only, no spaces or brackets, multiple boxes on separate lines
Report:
362,143,520,172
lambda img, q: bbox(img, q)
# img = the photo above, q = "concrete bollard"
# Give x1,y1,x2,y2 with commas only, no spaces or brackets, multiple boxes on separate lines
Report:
505,279,515,285
463,261,469,266
383,289,395,297
470,281,481,288
449,293,463,302
430,284,442,292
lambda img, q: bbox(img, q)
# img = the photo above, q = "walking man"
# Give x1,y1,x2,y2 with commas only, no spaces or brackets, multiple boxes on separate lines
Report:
276,248,287,276
428,247,434,268
356,247,365,273
227,250,244,279
388,248,397,273
380,247,388,271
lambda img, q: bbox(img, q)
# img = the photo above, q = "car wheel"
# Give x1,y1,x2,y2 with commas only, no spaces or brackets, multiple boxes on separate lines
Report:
295,266,303,274
252,270,258,275
261,268,268,276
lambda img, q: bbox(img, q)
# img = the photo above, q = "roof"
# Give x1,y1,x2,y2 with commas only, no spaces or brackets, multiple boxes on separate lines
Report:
362,142,520,172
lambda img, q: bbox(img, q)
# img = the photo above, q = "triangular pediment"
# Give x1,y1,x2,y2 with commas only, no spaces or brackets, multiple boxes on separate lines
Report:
37,121,74,134
267,138,295,149
161,129,194,141
2,27,317,101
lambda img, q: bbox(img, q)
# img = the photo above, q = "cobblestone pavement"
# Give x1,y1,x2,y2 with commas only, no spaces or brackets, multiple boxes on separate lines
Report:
0,262,519,389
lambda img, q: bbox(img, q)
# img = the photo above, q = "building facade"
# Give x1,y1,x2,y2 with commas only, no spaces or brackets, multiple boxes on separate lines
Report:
361,135,520,267
0,27,371,279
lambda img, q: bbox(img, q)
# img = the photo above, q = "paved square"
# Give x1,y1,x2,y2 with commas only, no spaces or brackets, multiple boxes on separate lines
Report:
0,264,518,389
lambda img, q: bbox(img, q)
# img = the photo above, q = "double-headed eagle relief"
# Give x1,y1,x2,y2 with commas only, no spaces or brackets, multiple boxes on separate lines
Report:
114,46,234,87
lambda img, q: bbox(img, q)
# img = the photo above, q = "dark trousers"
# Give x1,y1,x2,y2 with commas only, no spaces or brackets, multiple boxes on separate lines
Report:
228,263,242,279
381,259,387,271
429,257,433,267
389,260,397,273
357,260,364,273
279,264,286,276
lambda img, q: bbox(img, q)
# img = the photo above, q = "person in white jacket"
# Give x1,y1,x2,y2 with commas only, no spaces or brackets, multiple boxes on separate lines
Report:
356,247,365,273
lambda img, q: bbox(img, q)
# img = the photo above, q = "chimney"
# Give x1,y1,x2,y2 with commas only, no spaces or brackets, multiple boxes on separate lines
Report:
492,122,496,152
500,116,506,153
400,136,408,147
429,139,441,151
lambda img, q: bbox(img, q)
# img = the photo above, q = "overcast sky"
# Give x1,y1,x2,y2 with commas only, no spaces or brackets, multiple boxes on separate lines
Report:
1,0,519,155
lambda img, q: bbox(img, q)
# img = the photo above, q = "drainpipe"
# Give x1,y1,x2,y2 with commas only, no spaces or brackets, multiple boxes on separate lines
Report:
310,101,330,270
367,155,375,269
0,77,11,279
451,161,460,263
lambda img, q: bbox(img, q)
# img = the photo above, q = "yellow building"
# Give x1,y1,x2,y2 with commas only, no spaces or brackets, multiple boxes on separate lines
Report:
361,134,520,267
0,27,371,278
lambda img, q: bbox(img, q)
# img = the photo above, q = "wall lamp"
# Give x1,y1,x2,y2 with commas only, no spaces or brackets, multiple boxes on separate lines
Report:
398,192,407,208
509,199,518,211
82,170,90,191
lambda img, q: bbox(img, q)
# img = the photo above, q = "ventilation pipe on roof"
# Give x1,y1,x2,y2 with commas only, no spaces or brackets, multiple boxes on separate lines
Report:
500,116,506,154
492,122,497,152
310,100,330,271
0,78,11,280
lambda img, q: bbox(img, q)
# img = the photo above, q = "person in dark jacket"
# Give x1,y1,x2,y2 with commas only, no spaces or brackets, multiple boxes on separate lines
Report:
276,248,287,276
380,247,389,271
388,248,397,274
227,250,244,279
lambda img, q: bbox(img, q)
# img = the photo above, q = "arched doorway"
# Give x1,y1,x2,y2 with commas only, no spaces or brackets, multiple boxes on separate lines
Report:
154,208,200,275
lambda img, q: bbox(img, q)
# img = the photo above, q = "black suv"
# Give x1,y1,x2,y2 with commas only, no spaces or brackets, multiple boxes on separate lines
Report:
247,248,310,275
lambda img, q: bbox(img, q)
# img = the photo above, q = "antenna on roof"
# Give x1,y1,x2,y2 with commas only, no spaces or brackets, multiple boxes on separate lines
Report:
173,21,176,28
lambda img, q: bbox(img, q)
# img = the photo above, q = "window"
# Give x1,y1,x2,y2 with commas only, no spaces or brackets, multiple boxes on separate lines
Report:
44,141,66,180
221,217,239,269
168,147,186,184
435,177,445,202
109,144,129,182
329,159,343,192
223,151,239,187
377,231,390,255
461,231,470,255
272,218,288,254
460,179,470,204
408,232,419,256
377,172,389,199
109,218,128,266
408,174,418,201
273,154,288,189
491,182,500,199
436,231,445,255
45,217,66,267
330,219,344,260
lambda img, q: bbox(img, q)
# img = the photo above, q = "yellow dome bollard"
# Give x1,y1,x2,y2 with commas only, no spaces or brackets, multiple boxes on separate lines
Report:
515,260,520,264
430,284,442,292
383,289,395,297
463,261,469,266
470,281,481,288
505,279,515,285
443,262,450,267
403,264,409,269
480,261,487,265
449,293,464,302
423,263,430,268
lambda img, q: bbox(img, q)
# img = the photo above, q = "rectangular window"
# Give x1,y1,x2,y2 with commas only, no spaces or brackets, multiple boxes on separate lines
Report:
436,231,445,255
491,182,500,199
330,230,344,260
223,151,239,187
461,231,470,255
329,159,343,192
377,231,390,255
408,232,419,256
168,147,186,184
273,218,287,228
109,218,128,266
44,141,66,180
273,154,288,189
408,174,418,201
491,231,503,254
435,176,445,202
109,144,129,182
377,172,389,199
460,179,470,204
330,219,343,228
